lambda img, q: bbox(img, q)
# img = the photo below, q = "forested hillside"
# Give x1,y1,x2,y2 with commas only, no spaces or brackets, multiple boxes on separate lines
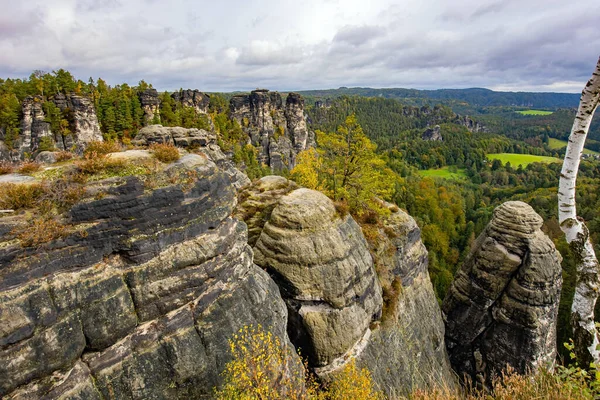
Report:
304,95,600,357
298,87,581,108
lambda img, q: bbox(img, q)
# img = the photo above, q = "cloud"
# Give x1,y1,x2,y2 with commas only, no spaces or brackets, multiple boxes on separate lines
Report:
333,25,387,46
0,0,598,92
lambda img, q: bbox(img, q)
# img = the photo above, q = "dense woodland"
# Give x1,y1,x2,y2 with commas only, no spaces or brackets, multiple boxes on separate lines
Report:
1,70,599,360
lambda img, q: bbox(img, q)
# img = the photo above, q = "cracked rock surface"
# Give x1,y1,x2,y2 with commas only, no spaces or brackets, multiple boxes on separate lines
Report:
0,157,298,398
442,201,562,383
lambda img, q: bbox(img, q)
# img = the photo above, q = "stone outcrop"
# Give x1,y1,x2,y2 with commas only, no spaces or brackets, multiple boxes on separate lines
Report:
133,124,250,189
138,88,160,124
13,94,102,160
52,94,103,150
0,156,300,398
422,125,442,141
252,188,383,369
230,90,315,170
171,89,210,114
442,201,562,384
355,203,456,397
237,178,456,396
235,175,299,246
455,115,487,133
19,96,52,157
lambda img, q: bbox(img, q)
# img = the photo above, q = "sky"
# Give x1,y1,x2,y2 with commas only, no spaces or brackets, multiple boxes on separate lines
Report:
0,0,598,92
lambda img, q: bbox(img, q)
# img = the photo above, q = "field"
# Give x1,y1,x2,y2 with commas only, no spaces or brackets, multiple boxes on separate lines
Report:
487,153,562,167
516,110,554,116
547,138,600,155
418,166,466,180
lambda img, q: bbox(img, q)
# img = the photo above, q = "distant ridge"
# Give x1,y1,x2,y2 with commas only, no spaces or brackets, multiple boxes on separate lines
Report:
295,87,580,109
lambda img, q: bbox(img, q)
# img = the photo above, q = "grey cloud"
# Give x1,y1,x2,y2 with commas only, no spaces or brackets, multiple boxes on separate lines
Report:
333,25,387,46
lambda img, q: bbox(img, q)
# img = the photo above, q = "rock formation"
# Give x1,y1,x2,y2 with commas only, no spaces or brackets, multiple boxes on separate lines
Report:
356,204,456,397
51,93,103,151
422,125,443,141
133,124,250,188
442,201,562,384
0,155,300,398
19,96,52,157
138,88,160,124
171,89,210,114
237,178,456,397
13,94,102,160
230,90,315,170
455,115,487,133
252,188,383,368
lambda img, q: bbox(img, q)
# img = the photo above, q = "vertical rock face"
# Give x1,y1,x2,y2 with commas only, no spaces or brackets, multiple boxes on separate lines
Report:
252,187,383,369
356,204,456,397
14,94,102,159
455,115,487,133
0,157,300,398
52,93,103,151
230,90,314,170
237,178,455,396
442,201,562,383
422,125,442,141
171,89,210,114
138,88,161,123
19,96,52,156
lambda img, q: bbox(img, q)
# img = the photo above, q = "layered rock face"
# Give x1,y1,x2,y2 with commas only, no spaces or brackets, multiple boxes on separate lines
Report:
14,94,102,160
52,93,103,151
0,157,298,398
18,96,52,158
230,90,315,170
252,187,383,368
356,204,456,397
133,124,250,189
237,178,456,396
171,89,210,114
442,201,562,383
138,88,160,123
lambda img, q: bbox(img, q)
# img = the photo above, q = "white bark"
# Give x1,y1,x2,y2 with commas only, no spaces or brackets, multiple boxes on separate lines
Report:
558,56,600,366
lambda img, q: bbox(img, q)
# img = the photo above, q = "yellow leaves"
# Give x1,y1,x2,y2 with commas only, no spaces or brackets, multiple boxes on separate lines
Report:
325,360,383,400
216,324,309,400
291,114,395,217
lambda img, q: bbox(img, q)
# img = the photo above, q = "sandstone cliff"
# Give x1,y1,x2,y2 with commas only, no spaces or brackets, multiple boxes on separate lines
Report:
442,201,562,384
237,177,456,397
0,155,299,398
230,90,315,170
12,94,102,161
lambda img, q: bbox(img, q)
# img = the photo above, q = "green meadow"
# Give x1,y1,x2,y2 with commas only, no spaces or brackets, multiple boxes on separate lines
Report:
487,153,561,167
418,166,467,180
547,138,600,155
516,110,554,116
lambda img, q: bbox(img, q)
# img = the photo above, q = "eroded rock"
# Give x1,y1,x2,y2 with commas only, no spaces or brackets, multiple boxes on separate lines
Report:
230,90,314,170
442,201,562,383
0,160,300,398
252,188,383,369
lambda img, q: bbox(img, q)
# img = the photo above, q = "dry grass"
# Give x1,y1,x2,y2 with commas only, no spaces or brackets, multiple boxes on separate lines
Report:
0,161,14,175
83,140,121,156
410,365,600,400
55,151,74,162
150,143,181,163
334,200,350,217
0,183,46,210
13,217,69,247
18,161,42,174
75,152,128,175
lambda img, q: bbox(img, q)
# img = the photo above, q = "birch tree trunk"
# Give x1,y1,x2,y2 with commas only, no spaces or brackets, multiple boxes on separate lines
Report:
558,56,600,366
